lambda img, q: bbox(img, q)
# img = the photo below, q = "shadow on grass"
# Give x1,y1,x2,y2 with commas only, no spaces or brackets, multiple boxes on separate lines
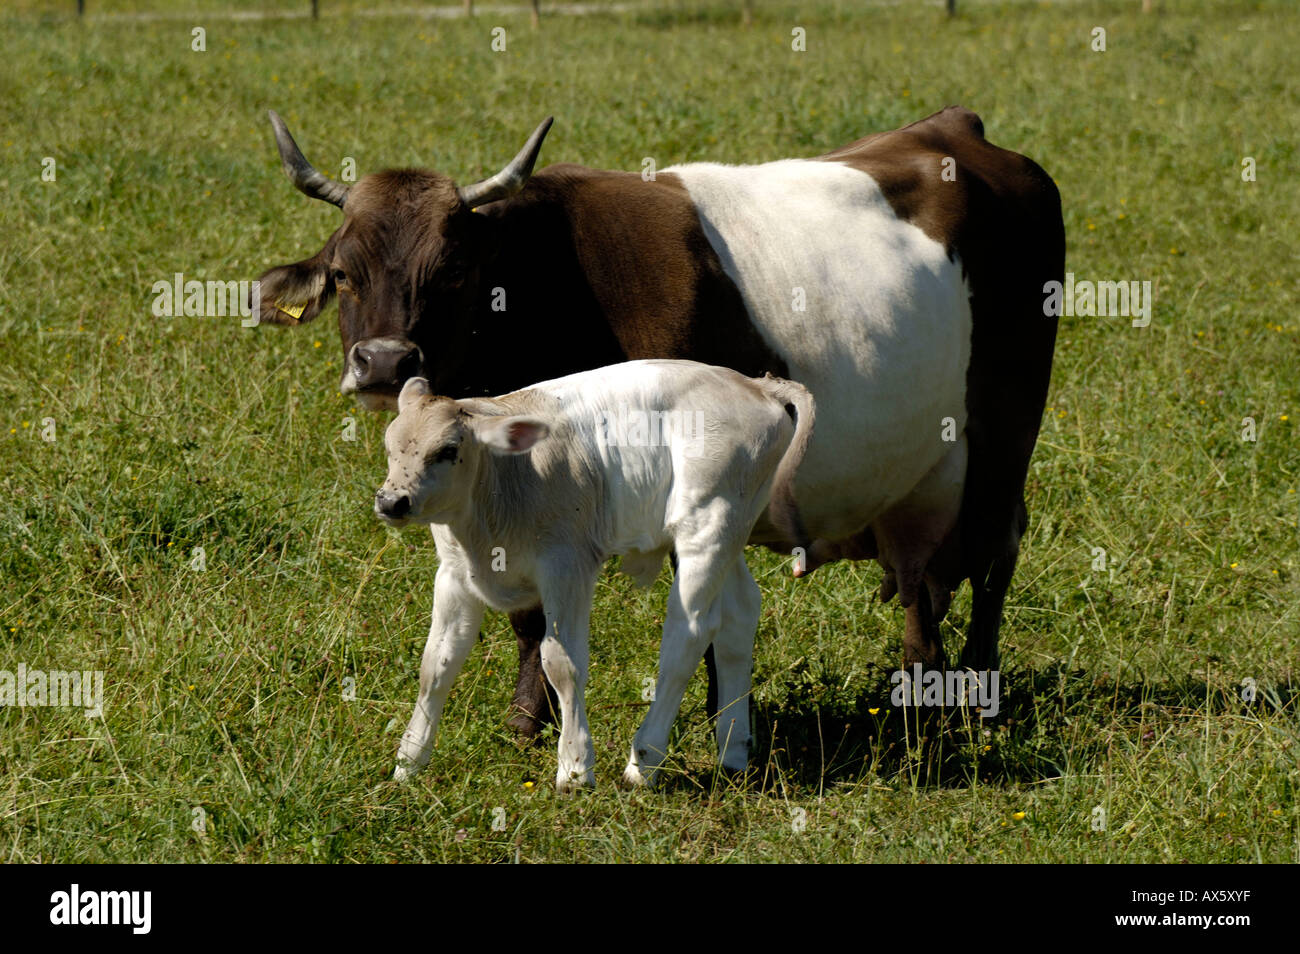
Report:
656,664,1297,795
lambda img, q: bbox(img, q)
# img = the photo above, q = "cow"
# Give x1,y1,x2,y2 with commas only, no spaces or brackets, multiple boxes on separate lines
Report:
375,361,815,790
254,105,1063,738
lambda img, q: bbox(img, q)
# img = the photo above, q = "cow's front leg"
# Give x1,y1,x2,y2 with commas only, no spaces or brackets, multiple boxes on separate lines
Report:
394,566,485,781
506,606,557,739
538,568,599,793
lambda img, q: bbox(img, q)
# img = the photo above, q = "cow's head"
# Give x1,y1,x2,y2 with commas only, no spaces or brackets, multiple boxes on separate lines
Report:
255,110,553,410
374,377,549,527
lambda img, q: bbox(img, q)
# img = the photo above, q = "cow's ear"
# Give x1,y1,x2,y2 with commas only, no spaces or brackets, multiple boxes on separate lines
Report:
474,415,550,455
251,234,338,326
398,377,431,413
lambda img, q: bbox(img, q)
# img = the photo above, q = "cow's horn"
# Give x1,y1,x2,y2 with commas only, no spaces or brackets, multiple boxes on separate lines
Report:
456,117,554,209
267,109,349,209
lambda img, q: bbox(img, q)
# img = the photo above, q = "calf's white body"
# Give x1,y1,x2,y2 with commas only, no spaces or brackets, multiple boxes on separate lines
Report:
376,359,813,790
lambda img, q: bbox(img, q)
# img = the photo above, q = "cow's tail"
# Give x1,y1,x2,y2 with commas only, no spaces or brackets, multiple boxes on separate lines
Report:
757,373,815,566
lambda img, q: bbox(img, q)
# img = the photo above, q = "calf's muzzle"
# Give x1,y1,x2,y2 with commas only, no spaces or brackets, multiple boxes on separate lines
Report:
374,490,412,522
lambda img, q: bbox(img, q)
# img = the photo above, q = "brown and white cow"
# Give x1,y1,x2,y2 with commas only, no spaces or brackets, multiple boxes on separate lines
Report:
254,106,1063,735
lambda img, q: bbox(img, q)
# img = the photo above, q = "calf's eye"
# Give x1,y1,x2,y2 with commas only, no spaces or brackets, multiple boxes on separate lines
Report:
432,446,459,464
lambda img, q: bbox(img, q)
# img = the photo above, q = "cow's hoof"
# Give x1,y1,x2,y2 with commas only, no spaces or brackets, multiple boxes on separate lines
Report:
393,761,416,783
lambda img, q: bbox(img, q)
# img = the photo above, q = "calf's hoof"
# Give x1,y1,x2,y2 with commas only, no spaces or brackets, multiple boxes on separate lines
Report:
620,763,653,789
555,769,596,796
622,744,665,789
718,758,751,780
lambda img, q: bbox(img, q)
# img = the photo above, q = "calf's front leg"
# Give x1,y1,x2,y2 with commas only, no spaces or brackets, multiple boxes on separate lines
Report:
538,569,599,793
394,566,485,781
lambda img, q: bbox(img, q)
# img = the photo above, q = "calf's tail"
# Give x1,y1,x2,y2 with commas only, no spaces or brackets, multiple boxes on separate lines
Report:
756,373,816,559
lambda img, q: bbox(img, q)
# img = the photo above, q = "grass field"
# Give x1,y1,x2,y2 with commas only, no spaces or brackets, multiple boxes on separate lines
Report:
2,0,1298,863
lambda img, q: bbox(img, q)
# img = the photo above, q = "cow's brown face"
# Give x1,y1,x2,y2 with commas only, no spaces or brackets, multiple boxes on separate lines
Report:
256,172,485,410
255,111,552,411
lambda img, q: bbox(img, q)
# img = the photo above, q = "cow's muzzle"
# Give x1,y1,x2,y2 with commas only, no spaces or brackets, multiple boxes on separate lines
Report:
343,337,424,400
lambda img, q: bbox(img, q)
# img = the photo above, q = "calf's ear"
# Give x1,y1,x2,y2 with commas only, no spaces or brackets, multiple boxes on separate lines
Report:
250,234,338,326
474,416,550,455
398,377,431,413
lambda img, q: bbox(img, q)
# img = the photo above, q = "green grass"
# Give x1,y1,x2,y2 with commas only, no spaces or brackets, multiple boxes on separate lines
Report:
2,0,1298,862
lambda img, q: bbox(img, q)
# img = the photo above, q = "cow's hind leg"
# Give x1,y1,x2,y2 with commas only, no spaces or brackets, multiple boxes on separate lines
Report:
506,606,557,739
901,585,945,669
875,437,967,670
959,498,1026,671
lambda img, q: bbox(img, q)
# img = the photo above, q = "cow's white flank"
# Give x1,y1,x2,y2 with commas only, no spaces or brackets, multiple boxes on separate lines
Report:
667,158,971,533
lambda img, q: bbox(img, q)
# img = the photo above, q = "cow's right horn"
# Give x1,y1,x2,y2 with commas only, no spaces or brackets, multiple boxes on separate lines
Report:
456,117,554,209
267,109,350,209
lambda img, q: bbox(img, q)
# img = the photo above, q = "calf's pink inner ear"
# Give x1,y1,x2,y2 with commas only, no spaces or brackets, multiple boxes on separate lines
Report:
480,416,550,454
506,420,548,451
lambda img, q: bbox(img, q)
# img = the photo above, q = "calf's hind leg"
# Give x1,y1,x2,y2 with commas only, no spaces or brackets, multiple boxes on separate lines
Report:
711,559,761,774
623,547,732,788
670,549,721,723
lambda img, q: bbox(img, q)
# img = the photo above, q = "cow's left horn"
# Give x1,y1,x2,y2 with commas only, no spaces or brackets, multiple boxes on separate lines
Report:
456,117,554,209
267,109,350,209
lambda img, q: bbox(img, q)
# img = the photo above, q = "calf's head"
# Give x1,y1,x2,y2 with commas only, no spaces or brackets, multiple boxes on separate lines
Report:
255,111,553,410
375,377,549,527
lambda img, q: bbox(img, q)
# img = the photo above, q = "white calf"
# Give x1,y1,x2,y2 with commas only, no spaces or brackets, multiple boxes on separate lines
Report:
375,359,814,791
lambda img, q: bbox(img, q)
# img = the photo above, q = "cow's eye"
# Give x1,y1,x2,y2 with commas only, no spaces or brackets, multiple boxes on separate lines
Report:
432,445,458,464
331,268,347,286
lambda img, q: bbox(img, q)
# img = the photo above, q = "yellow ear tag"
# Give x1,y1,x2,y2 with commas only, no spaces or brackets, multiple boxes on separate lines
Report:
276,301,306,322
